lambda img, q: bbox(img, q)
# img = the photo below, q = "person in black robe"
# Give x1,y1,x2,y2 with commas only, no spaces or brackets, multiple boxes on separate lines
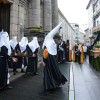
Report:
57,37,65,63
65,40,69,62
10,36,18,75
74,44,79,62
14,37,28,73
0,31,17,90
40,22,67,95
25,37,40,76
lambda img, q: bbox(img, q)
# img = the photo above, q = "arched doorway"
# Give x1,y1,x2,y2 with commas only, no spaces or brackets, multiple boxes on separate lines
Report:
0,0,10,34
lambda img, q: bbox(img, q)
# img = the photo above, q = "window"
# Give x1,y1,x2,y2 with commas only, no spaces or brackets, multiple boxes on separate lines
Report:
97,21,99,25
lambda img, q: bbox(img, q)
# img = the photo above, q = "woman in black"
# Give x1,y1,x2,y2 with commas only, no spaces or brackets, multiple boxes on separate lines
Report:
0,31,17,90
10,36,18,75
15,37,28,73
40,22,67,95
25,37,40,76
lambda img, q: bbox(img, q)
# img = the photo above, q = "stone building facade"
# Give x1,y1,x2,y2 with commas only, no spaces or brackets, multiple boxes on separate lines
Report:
0,0,59,40
0,0,74,44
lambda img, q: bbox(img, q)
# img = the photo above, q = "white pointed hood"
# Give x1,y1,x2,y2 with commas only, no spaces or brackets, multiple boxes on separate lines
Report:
0,32,11,55
10,36,18,50
19,37,28,52
42,21,63,55
28,37,40,53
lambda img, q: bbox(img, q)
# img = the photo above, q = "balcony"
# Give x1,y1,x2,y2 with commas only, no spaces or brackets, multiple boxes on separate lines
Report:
92,24,100,34
93,8,100,18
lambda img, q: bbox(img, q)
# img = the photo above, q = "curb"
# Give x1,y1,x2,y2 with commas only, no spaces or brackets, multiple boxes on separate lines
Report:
69,62,75,100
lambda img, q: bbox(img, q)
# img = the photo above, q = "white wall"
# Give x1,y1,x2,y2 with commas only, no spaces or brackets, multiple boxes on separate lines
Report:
58,9,75,46
87,2,93,36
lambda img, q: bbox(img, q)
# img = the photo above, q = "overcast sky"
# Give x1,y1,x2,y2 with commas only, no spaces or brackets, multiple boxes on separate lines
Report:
58,0,89,32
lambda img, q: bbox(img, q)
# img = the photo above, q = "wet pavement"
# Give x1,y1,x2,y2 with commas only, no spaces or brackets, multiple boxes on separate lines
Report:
0,63,70,100
73,57,100,100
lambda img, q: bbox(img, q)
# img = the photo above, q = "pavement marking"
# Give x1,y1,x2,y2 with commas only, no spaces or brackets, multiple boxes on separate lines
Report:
69,62,75,100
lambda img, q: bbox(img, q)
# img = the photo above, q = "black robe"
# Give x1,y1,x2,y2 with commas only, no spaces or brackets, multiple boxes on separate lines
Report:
15,44,27,68
0,46,12,89
9,46,18,72
26,45,38,73
43,49,67,90
75,45,79,62
65,45,69,62
57,41,65,63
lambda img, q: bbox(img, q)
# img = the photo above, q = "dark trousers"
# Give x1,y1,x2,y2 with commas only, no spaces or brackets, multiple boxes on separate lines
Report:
84,52,86,59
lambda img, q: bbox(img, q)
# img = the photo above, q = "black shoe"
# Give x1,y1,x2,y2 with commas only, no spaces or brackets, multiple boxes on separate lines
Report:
4,85,13,90
21,69,25,73
13,72,16,75
39,90,49,95
24,73,28,78
34,72,39,75
7,86,13,89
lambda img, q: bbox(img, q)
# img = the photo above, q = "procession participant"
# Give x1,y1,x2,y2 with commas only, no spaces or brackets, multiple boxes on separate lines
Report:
69,45,72,62
10,36,18,75
40,21,67,95
0,31,17,90
83,44,87,59
57,37,65,63
78,43,84,64
65,40,69,62
15,37,28,72
25,37,40,76
72,46,75,62
74,43,79,62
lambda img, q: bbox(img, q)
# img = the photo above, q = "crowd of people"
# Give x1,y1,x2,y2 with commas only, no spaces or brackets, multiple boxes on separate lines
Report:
0,21,87,95
57,38,87,64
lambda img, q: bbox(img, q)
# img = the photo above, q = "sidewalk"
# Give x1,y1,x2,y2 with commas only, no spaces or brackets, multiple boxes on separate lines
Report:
72,57,100,100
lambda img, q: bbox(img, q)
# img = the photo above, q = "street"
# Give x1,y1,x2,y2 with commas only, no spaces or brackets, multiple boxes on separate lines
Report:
0,63,70,100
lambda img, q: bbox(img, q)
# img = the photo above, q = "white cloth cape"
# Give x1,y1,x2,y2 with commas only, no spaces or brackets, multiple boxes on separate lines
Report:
19,37,28,52
10,36,18,50
0,32,11,56
28,37,40,53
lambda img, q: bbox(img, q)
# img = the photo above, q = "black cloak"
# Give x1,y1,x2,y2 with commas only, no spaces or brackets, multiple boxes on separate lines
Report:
43,51,67,90
26,45,38,73
0,46,12,89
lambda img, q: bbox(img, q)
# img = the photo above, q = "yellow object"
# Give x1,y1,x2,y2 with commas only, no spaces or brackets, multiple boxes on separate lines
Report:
79,46,84,64
43,49,48,59
72,49,75,62
69,46,72,62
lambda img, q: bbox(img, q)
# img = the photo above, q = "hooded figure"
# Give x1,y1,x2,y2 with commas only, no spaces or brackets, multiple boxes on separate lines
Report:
15,37,28,72
9,36,18,75
41,21,67,95
10,36,18,52
0,32,16,90
25,37,40,75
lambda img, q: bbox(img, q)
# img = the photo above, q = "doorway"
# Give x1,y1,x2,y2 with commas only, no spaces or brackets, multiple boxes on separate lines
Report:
0,3,10,34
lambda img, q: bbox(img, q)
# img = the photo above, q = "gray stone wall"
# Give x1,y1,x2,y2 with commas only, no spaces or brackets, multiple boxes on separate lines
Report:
28,0,40,27
43,0,52,32
52,0,58,28
9,0,27,41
